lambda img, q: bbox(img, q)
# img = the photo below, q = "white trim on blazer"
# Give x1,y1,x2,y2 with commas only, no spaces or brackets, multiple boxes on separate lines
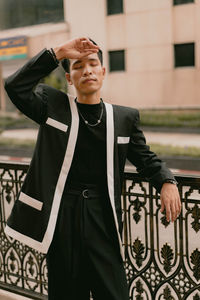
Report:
5,98,124,260
19,192,43,211
5,95,79,253
117,136,130,144
46,117,68,132
105,102,125,261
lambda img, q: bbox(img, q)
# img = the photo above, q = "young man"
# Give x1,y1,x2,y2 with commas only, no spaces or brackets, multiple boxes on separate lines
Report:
4,37,181,300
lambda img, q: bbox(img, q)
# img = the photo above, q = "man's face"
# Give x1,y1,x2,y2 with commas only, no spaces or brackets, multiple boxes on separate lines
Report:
66,53,105,96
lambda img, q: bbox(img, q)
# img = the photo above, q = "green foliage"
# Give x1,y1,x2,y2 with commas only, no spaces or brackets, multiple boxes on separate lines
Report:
42,67,68,92
0,115,36,130
42,74,67,92
0,116,16,128
150,143,200,158
140,110,200,127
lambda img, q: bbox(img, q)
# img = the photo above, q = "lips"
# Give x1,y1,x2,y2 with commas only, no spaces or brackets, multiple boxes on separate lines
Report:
82,78,97,83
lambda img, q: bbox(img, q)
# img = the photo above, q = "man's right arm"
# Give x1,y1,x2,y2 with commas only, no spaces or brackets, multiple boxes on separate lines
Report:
4,49,58,124
4,37,99,123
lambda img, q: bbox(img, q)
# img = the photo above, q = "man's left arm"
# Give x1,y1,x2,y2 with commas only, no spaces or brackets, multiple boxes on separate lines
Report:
127,109,181,222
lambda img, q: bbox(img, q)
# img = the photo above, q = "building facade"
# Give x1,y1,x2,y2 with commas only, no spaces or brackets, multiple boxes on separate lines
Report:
0,0,200,111
0,0,69,111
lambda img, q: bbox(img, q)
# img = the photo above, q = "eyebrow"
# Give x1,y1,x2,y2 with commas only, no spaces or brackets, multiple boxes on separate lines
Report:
72,58,99,67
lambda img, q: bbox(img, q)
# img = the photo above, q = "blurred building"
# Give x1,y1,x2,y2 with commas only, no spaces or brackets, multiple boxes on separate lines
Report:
0,0,200,111
0,0,69,112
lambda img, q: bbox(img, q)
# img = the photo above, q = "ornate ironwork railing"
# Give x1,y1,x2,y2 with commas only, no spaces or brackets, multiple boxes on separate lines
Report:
0,162,47,299
0,161,200,299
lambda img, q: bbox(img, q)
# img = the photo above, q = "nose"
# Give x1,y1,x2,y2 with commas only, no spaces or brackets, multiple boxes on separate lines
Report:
83,64,92,76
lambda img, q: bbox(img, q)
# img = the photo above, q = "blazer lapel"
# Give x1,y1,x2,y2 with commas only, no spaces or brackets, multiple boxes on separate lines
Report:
104,102,124,260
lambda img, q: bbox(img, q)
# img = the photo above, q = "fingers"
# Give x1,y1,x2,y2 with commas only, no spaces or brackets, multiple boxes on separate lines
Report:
77,38,99,53
78,38,99,58
170,202,177,222
160,183,181,222
161,201,175,223
79,49,99,58
160,193,182,223
62,37,100,60
164,202,171,222
178,196,182,214
160,201,165,213
82,40,99,50
175,198,181,218
174,192,182,218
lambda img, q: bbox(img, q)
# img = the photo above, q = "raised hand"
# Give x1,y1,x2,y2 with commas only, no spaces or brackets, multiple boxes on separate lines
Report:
53,37,99,61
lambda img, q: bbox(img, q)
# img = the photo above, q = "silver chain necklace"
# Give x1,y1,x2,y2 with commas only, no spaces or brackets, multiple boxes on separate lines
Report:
75,99,104,127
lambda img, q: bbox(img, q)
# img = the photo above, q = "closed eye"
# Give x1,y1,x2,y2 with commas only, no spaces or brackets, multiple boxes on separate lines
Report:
74,65,83,69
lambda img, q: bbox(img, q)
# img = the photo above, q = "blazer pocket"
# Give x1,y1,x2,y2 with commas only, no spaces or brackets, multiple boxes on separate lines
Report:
46,117,68,132
18,192,43,211
117,136,130,144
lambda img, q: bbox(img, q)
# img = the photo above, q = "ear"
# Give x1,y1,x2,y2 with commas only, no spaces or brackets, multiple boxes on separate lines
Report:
65,73,73,85
102,66,106,79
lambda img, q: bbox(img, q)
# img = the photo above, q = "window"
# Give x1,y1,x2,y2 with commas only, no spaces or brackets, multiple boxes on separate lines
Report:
109,50,125,72
174,43,195,67
0,0,64,30
107,0,123,15
173,0,194,5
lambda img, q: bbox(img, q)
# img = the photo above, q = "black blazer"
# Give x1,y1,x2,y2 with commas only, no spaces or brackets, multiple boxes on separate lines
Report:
4,49,174,259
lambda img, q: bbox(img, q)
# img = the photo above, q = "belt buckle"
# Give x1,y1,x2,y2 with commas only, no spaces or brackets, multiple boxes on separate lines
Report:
82,189,89,198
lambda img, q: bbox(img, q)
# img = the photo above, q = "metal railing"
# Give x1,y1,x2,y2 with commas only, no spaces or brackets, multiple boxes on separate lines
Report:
0,161,200,299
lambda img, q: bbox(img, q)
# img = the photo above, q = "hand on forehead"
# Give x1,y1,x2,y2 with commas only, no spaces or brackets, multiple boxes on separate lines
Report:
75,38,99,56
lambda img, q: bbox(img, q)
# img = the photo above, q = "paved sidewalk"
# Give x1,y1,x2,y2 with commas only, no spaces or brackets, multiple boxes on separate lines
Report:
2,128,199,175
0,289,32,300
1,128,200,147
1,129,38,140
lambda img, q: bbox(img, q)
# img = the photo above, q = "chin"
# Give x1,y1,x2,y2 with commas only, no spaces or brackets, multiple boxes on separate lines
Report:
82,88,100,95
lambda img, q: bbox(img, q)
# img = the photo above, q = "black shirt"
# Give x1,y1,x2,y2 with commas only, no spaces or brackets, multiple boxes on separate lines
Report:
66,101,107,186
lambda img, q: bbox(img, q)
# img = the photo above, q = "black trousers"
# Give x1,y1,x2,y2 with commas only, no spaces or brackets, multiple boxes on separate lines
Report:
46,183,129,300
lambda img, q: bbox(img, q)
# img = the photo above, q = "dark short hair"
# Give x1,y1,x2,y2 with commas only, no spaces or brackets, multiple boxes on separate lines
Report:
61,38,103,73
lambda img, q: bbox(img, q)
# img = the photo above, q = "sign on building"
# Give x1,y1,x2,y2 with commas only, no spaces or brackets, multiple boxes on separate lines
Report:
0,36,28,61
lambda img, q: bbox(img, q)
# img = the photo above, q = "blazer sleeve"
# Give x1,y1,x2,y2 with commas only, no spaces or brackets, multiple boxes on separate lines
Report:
4,49,58,124
127,109,175,193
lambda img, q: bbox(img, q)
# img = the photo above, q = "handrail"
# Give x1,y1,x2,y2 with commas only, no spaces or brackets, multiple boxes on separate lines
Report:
0,161,200,299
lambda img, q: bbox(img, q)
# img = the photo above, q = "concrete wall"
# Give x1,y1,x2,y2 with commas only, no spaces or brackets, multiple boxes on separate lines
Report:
1,0,200,110
64,0,200,108
105,0,199,108
64,0,108,98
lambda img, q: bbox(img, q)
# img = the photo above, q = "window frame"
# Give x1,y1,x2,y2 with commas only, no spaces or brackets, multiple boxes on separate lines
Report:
173,0,194,6
107,0,124,16
0,0,64,30
174,42,195,68
108,49,126,72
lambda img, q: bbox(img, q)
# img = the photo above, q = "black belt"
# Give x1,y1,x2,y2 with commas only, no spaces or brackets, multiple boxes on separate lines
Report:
65,182,106,198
